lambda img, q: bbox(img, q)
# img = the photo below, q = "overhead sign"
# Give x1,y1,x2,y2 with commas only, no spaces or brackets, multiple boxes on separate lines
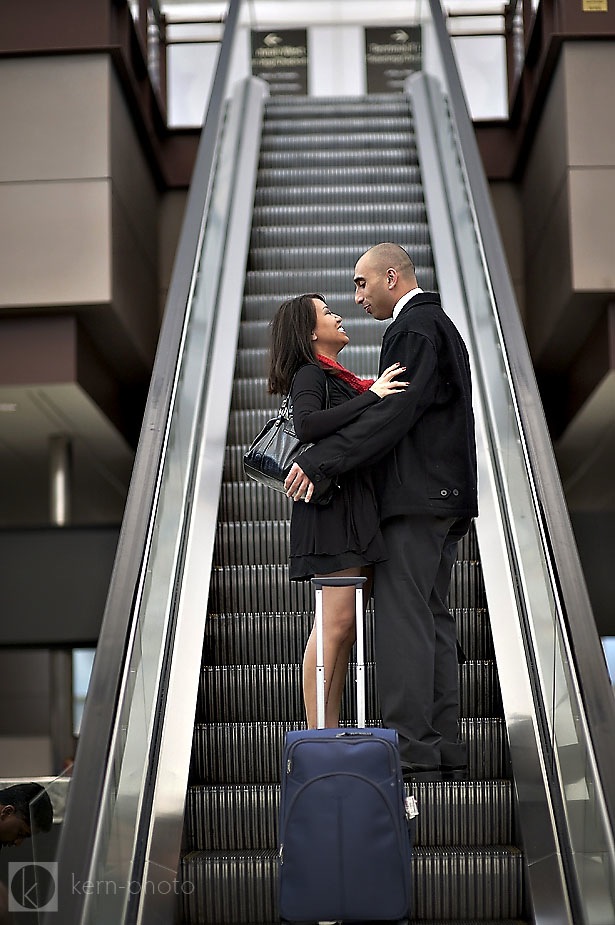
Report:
364,26,422,93
251,30,308,96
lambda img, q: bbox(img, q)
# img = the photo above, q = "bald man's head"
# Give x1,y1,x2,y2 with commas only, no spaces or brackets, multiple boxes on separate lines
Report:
353,243,418,320
364,243,416,279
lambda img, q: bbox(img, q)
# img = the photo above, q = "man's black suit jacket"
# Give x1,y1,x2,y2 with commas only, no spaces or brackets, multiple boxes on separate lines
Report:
298,291,478,522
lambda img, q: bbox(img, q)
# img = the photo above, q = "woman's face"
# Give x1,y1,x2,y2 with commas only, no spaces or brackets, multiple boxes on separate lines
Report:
311,298,349,359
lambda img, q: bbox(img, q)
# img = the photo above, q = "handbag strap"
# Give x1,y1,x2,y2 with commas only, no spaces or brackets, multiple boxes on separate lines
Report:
284,367,330,419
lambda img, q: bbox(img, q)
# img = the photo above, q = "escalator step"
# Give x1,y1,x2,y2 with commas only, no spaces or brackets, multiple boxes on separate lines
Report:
180,846,524,922
202,607,493,665
213,521,479,567
181,850,276,925
251,217,430,245
449,559,487,609
227,409,276,444
230,380,279,411
258,148,417,168
219,483,294,522
215,521,291,565
256,163,422,187
413,847,525,920
456,608,494,660
393,921,528,925
255,181,424,206
184,779,512,851
179,920,529,925
217,472,480,536
261,116,414,135
259,131,415,152
185,783,279,852
250,221,431,247
261,127,415,148
242,264,434,293
242,267,436,296
208,564,314,613
248,242,433,271
238,295,387,325
415,779,513,847
459,525,480,560
208,562,486,613
233,344,380,378
251,201,426,227
203,612,313,667
190,718,507,784
215,506,479,572
232,349,269,379
239,314,398,350
264,96,412,118
196,662,499,724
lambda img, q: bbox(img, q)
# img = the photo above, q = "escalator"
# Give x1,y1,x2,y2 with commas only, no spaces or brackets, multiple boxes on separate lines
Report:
181,93,525,924
47,3,615,924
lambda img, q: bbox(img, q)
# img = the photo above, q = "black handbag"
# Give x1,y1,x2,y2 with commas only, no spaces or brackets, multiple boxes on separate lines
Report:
243,379,335,505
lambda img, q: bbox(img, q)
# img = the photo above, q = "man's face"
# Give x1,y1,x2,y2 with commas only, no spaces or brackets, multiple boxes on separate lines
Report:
353,254,395,321
0,806,31,847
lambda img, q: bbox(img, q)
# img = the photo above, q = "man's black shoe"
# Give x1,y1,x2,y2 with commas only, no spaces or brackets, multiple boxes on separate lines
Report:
401,763,441,782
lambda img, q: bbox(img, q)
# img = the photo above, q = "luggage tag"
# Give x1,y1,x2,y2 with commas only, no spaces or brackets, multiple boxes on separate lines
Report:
404,794,419,820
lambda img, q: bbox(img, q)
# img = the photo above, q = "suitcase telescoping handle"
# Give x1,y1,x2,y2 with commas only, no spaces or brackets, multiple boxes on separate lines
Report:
311,577,367,730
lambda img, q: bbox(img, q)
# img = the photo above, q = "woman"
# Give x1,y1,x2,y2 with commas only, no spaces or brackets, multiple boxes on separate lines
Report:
268,293,407,728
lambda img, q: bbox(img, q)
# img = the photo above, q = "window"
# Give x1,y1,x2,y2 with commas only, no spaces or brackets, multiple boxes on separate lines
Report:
72,648,96,736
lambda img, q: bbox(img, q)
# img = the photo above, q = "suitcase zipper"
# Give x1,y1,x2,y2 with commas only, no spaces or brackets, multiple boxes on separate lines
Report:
336,796,345,912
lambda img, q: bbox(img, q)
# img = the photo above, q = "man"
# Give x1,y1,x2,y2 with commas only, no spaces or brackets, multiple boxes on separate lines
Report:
0,783,53,922
0,782,53,848
285,243,478,780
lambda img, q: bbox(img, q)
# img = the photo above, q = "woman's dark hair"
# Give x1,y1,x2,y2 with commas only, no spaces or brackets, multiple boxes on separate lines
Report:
268,293,325,394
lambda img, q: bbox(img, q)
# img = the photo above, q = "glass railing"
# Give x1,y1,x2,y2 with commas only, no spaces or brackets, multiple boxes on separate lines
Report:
416,2,615,923
29,772,70,919
47,2,615,924
46,3,249,923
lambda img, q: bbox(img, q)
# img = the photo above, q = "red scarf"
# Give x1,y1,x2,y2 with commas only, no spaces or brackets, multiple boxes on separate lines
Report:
317,354,375,393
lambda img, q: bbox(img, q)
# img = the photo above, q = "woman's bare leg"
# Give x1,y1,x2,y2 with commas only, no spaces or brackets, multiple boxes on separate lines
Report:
303,566,373,728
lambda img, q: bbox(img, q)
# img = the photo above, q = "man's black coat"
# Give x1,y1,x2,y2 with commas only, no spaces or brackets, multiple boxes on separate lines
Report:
298,291,478,521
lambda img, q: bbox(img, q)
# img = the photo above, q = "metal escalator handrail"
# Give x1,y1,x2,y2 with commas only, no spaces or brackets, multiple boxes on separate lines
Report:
48,2,243,922
427,0,615,833
134,77,267,923
409,72,575,922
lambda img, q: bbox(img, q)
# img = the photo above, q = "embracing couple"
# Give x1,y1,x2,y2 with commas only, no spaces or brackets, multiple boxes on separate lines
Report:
267,242,478,782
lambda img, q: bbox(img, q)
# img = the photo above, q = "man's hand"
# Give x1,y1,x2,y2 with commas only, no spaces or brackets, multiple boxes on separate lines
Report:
284,462,315,502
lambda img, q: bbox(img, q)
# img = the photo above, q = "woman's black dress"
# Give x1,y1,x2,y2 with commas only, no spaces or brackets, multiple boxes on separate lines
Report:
289,363,388,580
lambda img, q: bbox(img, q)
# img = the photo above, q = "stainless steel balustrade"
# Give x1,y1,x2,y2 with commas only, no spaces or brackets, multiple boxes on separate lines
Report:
411,2,615,923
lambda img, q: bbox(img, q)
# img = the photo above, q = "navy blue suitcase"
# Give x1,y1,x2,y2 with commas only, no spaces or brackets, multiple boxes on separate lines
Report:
278,577,413,923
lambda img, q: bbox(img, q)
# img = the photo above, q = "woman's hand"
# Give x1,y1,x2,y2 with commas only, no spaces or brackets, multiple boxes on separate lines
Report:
369,363,409,398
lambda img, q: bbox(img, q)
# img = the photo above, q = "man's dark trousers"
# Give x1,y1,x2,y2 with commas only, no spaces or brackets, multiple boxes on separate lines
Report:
373,513,470,771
